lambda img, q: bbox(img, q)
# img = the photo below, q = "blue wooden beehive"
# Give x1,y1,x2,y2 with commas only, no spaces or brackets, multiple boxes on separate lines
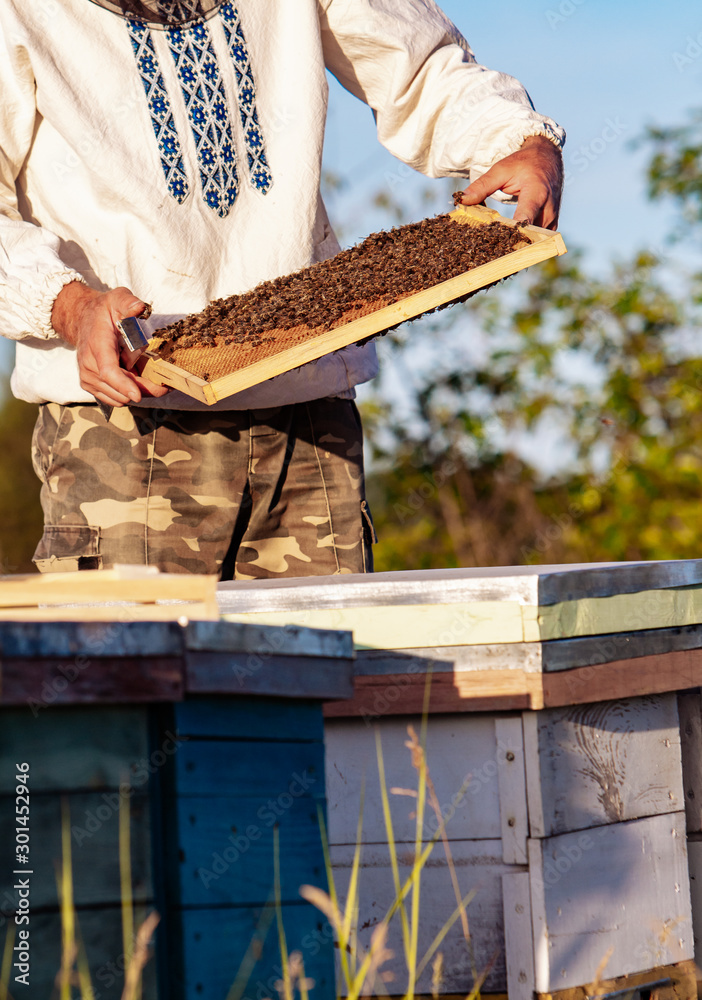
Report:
0,619,353,999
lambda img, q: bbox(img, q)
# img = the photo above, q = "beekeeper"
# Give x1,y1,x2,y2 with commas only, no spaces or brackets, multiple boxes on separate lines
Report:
0,0,564,577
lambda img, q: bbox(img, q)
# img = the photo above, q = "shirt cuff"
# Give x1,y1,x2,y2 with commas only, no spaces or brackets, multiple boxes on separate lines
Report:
38,270,88,340
471,119,566,204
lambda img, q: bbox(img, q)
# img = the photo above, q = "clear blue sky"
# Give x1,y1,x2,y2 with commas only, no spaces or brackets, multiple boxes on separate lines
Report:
323,0,702,265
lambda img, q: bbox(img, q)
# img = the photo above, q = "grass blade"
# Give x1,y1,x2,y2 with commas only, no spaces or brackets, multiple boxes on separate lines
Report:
273,826,292,1000
0,924,15,1000
375,728,411,968
415,888,477,981
225,899,276,1000
59,797,76,1000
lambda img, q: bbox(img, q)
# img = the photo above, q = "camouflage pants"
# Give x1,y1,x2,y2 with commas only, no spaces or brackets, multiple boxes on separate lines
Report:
31,398,375,578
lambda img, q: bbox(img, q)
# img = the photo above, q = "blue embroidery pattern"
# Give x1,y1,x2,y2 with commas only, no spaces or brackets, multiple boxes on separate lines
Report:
166,22,239,217
220,3,273,194
127,21,189,203
127,8,272,213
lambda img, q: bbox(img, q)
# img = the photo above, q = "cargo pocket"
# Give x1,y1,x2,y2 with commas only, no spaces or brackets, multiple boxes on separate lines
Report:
361,499,377,574
32,524,102,573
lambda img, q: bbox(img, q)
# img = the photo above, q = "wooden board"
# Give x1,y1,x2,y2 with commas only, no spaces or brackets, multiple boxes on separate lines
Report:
0,654,183,706
523,695,684,838
185,651,354,700
172,903,336,1000
0,619,354,706
0,565,217,606
331,839,516,994
495,717,529,864
217,560,702,614
168,795,325,907
6,906,158,1000
502,872,535,1000
172,738,326,799
173,696,325,743
686,837,702,972
678,692,702,834
539,960,697,1000
141,207,566,404
217,561,702,648
324,715,503,845
0,704,149,792
324,649,702,717
0,790,152,908
528,813,693,993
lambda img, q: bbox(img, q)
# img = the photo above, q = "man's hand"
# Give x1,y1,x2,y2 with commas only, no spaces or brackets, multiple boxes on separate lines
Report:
51,282,169,407
458,135,563,230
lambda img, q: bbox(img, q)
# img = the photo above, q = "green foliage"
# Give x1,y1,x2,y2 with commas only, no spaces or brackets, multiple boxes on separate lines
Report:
643,110,702,228
363,110,702,569
0,385,43,572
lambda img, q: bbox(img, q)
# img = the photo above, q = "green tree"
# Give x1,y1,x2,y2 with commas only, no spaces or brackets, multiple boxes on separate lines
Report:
363,113,702,570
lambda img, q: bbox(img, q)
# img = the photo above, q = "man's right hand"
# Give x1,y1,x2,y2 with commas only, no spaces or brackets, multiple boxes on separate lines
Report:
51,282,170,407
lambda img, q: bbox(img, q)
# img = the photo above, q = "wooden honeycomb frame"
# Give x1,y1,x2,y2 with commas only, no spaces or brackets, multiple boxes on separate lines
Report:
137,205,567,405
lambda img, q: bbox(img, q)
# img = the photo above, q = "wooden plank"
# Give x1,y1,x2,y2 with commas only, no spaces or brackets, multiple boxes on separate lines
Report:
11,906,158,1000
323,670,545,719
543,647,702,708
185,618,354,659
542,624,702,673
221,601,532,648
0,655,183,706
354,643,543,675
166,795,325,907
535,560,702,607
325,652,702,717
0,620,182,658
331,839,517,994
538,587,702,642
540,959,697,1000
174,697,324,742
527,813,693,993
0,567,217,607
217,560,702,615
325,715,503,845
173,903,336,1000
523,695,684,838
185,651,354,700
222,587,702,648
678,692,702,834
140,351,214,402
686,838,702,972
150,219,565,405
495,718,528,864
0,791,152,908
522,713,546,838
348,625,702,677
502,872,535,1000
0,705,149,793
0,600,218,622
173,739,326,798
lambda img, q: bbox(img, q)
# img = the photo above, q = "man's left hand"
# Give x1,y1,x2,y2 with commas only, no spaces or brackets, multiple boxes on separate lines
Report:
458,135,563,230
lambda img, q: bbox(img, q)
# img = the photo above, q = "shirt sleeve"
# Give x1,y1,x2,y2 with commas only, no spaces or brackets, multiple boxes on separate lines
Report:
0,21,85,341
318,0,565,195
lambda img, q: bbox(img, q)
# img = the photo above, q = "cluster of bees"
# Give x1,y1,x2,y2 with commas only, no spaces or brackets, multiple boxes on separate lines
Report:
157,214,526,358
